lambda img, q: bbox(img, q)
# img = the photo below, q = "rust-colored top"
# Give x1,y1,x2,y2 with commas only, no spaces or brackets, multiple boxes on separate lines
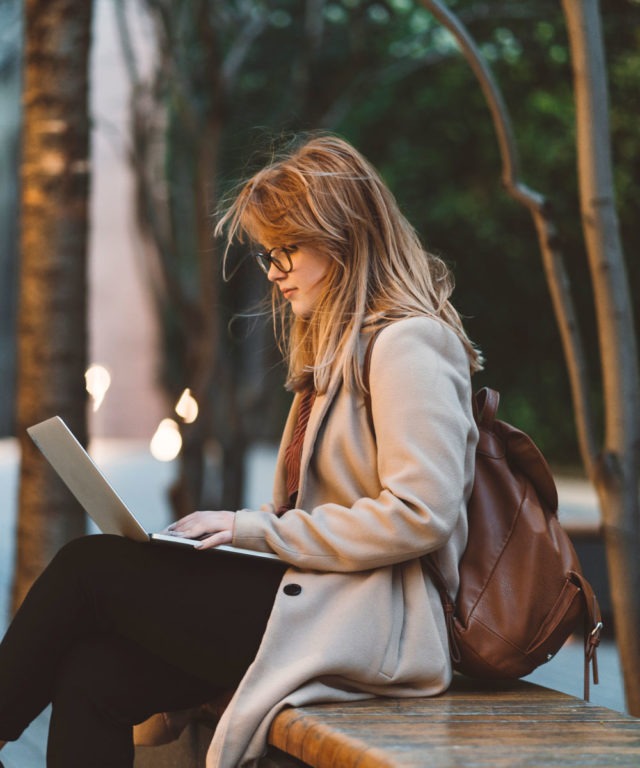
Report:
277,389,316,515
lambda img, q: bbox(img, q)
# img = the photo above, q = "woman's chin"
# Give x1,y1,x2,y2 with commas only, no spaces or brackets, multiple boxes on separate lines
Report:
290,302,312,319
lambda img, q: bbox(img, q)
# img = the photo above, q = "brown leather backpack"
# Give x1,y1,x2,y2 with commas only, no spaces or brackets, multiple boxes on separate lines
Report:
428,388,601,699
364,341,602,699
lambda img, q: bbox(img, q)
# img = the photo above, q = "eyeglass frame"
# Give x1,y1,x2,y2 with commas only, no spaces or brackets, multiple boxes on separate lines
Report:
253,245,298,275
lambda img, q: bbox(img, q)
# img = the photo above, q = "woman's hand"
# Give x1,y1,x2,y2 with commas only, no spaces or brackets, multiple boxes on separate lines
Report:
164,510,235,550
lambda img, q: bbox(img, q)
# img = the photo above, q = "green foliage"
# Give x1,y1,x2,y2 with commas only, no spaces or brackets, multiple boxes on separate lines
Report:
142,0,640,468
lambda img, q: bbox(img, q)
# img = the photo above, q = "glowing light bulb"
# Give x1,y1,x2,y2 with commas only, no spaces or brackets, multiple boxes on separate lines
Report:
85,364,112,412
150,419,182,462
175,388,199,424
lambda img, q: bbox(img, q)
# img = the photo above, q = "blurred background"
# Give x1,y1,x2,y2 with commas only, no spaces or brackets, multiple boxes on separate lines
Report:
0,1,638,762
2,0,639,462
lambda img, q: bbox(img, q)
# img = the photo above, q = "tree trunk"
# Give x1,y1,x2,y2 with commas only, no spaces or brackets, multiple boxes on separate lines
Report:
12,0,93,612
561,0,640,715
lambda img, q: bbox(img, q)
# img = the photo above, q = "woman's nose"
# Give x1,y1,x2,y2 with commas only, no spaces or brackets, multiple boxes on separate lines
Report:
267,262,285,282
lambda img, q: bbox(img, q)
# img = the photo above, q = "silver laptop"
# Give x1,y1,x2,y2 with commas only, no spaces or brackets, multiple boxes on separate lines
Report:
27,416,281,562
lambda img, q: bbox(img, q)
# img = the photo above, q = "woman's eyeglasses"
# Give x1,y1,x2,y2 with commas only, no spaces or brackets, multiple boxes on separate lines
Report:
254,245,298,275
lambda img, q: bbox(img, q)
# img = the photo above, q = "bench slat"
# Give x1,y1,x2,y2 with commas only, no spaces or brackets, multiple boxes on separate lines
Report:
267,677,640,767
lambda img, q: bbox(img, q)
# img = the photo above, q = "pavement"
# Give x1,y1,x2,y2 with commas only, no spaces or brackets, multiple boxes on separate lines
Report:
0,438,628,767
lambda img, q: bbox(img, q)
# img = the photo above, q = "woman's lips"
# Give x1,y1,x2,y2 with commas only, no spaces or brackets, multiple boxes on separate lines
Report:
281,288,296,299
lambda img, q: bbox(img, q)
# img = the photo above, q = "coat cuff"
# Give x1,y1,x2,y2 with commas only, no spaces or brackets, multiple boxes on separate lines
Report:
232,508,276,554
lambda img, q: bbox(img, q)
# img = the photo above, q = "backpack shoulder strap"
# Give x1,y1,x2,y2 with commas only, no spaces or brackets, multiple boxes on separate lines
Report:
473,387,500,427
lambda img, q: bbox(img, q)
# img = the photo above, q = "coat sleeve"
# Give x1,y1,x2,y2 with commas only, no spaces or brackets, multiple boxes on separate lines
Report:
232,317,477,571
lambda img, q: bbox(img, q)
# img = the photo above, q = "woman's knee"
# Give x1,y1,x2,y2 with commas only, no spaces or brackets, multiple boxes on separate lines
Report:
51,534,137,578
55,533,130,561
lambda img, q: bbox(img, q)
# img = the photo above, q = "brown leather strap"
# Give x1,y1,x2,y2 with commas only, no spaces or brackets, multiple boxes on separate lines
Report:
569,570,602,701
473,387,500,427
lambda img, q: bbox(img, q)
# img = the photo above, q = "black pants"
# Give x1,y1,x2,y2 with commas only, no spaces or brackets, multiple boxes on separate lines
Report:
0,534,287,767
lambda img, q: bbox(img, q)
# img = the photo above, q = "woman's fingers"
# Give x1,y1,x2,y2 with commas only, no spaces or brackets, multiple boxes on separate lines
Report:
164,510,235,543
194,529,234,550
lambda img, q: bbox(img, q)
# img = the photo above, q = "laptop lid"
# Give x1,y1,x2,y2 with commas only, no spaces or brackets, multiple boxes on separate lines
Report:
27,416,150,542
26,416,283,562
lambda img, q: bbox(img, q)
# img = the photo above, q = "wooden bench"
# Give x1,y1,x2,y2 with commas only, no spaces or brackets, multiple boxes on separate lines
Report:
135,676,640,767
259,676,640,767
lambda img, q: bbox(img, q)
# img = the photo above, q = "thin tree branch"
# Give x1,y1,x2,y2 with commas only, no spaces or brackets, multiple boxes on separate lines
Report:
318,47,454,128
221,8,269,89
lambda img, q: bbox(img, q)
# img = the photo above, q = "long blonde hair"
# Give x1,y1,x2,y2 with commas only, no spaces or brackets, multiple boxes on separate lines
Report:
216,134,483,393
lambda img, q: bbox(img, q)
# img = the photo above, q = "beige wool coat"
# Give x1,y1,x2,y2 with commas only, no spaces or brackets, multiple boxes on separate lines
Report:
207,316,478,767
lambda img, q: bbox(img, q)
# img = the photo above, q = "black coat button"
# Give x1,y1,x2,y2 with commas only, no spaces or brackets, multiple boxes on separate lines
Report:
283,583,302,596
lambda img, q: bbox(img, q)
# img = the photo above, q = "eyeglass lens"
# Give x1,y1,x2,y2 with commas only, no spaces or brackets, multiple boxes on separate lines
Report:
255,246,295,274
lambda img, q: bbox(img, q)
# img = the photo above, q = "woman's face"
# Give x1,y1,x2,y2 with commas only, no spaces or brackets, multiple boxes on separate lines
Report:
264,242,333,318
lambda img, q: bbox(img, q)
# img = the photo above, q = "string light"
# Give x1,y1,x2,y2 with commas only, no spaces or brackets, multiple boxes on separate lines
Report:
175,388,199,424
85,364,112,412
150,419,182,462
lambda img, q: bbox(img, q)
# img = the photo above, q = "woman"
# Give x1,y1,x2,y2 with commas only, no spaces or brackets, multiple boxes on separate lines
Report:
0,134,481,767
